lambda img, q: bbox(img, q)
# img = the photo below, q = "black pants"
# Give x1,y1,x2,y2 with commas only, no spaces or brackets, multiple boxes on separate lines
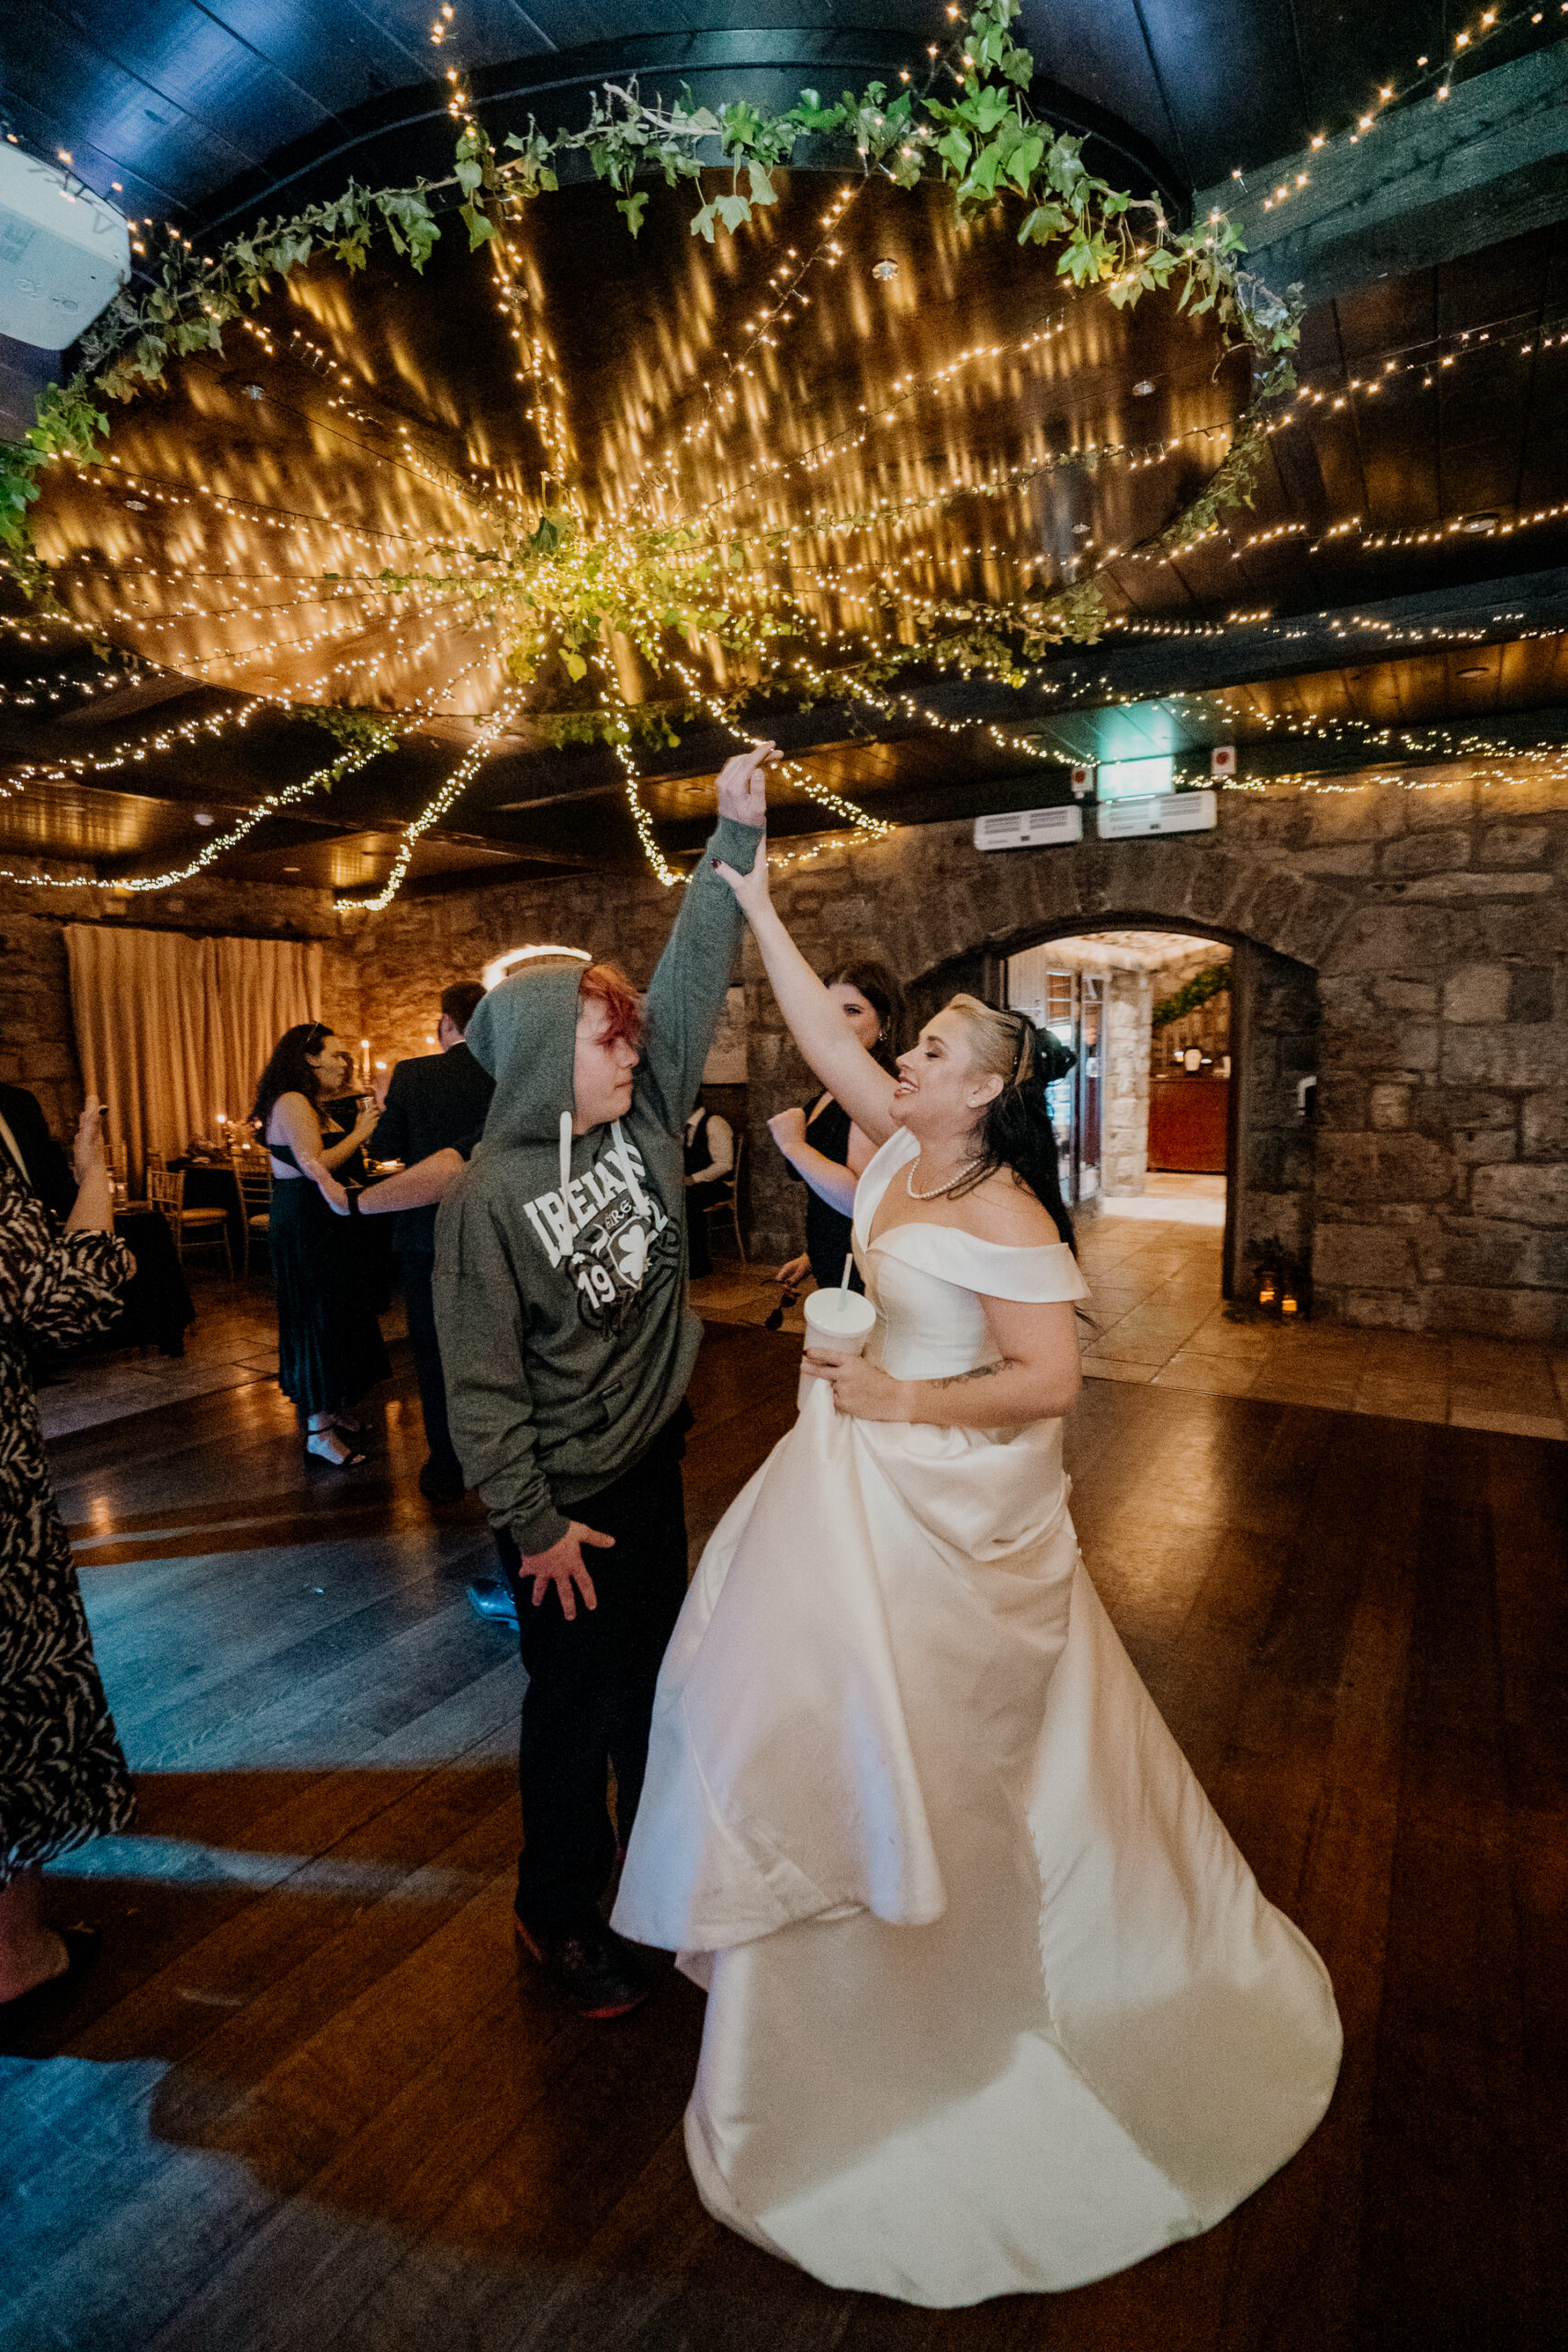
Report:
493,1411,691,1933
400,1251,461,1482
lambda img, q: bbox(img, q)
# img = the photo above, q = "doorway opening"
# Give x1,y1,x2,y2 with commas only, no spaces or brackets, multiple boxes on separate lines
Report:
1007,932,1232,1217
1006,929,1238,1380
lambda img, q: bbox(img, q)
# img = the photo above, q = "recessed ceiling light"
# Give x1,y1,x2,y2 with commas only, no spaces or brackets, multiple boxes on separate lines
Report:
871,257,899,280
124,498,147,511
1072,522,1091,537
1132,378,1156,397
1458,512,1498,534
193,811,215,827
241,382,265,400
282,864,300,873
1457,665,1489,677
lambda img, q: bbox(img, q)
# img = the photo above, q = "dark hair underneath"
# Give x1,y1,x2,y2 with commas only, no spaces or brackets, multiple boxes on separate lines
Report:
441,979,487,1033
827,959,908,1075
944,996,1076,1251
252,1021,333,1136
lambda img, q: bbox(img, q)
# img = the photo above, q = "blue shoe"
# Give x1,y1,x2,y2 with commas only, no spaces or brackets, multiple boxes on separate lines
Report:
467,1577,519,1630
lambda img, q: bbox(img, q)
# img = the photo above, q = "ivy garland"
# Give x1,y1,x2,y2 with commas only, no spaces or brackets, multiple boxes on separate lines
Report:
1152,962,1232,1030
0,0,1299,705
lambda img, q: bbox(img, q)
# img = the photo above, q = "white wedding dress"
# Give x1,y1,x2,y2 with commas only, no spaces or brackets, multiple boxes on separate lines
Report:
614,1127,1341,2306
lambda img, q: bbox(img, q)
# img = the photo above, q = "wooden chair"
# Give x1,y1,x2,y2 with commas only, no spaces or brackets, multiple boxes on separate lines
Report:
229,1144,273,1277
147,1165,233,1276
701,1129,747,1264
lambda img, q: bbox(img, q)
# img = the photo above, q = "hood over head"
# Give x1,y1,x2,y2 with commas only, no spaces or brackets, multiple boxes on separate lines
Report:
465,962,583,1163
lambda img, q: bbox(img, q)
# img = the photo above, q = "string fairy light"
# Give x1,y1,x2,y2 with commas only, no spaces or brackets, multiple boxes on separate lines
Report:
0,736,391,894
1219,1,1566,199
335,688,527,915
12,0,1566,912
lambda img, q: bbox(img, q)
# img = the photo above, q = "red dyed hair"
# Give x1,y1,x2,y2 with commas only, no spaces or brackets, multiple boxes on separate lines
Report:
578,959,645,1050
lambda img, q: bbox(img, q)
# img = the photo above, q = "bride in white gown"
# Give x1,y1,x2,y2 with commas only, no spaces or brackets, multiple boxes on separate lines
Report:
613,852,1342,2307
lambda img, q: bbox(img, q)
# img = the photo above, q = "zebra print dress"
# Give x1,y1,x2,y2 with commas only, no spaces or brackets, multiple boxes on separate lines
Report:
1,1164,137,1883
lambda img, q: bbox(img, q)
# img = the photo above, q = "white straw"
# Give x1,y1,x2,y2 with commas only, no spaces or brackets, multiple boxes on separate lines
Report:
840,1251,854,1292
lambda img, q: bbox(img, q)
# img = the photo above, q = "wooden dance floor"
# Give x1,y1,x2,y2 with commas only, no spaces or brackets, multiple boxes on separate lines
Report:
6,1324,1563,2352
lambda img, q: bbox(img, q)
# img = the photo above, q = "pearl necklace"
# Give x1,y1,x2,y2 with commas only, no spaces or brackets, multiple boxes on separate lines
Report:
905,1153,986,1202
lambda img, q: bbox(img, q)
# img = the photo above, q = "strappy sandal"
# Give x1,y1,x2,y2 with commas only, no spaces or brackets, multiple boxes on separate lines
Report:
305,1430,368,1468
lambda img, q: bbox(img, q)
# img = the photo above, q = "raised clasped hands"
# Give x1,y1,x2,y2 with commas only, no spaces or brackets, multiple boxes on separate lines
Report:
802,1346,909,1421
714,738,778,832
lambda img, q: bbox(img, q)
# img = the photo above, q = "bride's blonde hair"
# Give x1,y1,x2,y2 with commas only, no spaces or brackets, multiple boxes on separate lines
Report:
942,994,1074,1249
946,994,1038,1089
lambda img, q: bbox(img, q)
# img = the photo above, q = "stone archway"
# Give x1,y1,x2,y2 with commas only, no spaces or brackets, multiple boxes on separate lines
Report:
746,822,1354,1295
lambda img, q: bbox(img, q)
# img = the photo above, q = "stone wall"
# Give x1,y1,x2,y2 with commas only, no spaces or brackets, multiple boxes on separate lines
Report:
1235,943,1319,1288
349,760,1568,1338
16,754,1562,1336
1101,969,1154,1195
348,867,682,1067
0,869,361,1142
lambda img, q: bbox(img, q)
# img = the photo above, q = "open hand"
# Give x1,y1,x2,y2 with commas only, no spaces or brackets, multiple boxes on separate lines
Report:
715,739,778,831
803,1347,908,1421
518,1521,615,1622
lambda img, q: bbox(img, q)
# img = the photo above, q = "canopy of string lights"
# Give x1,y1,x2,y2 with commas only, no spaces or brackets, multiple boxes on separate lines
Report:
3,0,1567,904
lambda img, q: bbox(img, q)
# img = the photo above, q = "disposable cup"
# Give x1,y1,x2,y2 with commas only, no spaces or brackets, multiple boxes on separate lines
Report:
798,1285,878,1410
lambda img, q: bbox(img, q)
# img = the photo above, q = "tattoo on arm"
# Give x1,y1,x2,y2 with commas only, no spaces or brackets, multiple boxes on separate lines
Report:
924,1363,1004,1391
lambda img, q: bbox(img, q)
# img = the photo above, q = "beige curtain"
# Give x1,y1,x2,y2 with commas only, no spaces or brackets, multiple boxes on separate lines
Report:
66,925,322,1179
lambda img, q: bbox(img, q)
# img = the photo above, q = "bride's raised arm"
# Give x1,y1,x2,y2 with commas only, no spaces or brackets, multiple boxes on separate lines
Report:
713,849,900,1146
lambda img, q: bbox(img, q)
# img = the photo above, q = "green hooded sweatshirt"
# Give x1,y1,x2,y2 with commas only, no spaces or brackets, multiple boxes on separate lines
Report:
431,813,761,1555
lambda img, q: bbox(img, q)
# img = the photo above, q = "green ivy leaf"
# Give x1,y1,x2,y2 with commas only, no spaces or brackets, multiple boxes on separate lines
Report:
1018,200,1066,243
616,189,649,236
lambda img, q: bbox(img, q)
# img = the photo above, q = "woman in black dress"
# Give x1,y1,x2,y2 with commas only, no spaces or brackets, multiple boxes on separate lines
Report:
253,1023,389,1468
1,1098,136,2007
767,961,907,1295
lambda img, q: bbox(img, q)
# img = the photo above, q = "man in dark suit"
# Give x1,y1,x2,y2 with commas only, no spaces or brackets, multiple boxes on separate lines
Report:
0,1084,77,1222
371,980,494,1501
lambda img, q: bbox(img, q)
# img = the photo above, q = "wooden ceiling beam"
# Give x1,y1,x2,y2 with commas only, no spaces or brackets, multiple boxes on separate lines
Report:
1042,566,1568,711
1194,42,1568,304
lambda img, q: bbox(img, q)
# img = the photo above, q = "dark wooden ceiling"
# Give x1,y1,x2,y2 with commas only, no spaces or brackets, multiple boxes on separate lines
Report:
7,5,1568,227
4,5,1568,897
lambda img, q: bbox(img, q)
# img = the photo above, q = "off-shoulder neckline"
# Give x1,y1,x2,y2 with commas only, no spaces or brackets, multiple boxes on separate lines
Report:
868,1222,1075,1257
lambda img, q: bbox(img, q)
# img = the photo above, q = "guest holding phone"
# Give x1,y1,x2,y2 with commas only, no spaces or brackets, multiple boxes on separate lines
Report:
253,1023,389,1469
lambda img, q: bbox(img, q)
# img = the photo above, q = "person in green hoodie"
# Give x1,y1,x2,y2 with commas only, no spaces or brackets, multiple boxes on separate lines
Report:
431,743,772,2018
